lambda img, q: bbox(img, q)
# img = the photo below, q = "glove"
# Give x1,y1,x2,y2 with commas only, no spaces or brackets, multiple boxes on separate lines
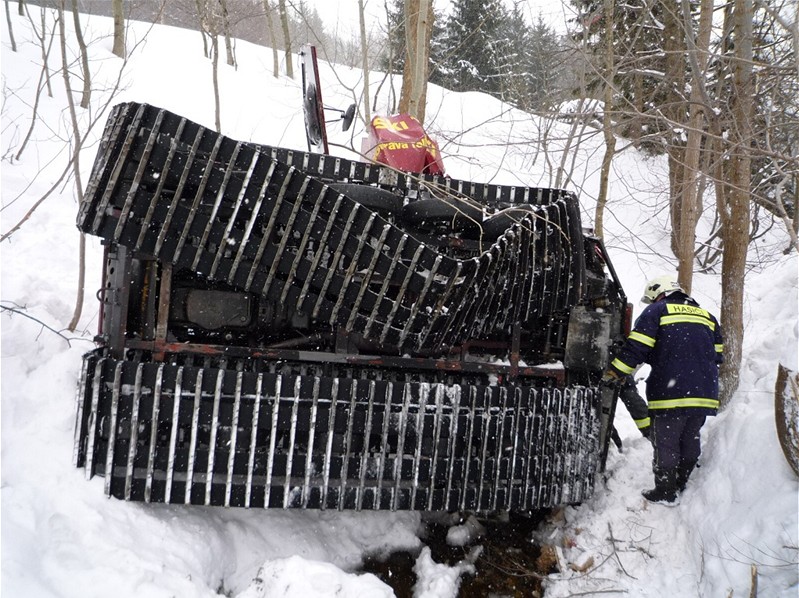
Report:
601,369,621,384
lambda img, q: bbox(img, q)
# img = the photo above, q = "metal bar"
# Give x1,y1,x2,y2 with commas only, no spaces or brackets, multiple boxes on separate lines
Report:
228,162,277,282
225,372,244,507
476,388,492,511
321,378,339,509
339,379,359,509
329,212,377,324
345,224,391,331
124,364,144,501
356,380,377,510
90,103,147,233
302,378,321,507
427,385,446,510
283,378,302,508
246,168,295,291
264,375,283,509
399,255,441,346
521,389,537,508
416,261,463,350
245,373,264,508
114,110,165,243
209,149,260,278
444,386,461,512
145,364,165,502
262,178,310,297
392,383,412,510
73,354,92,469
374,381,393,510
296,193,345,309
312,203,360,320
278,183,327,305
363,234,408,338
185,369,204,505
165,366,184,504
103,362,123,495
84,359,105,480
154,124,206,257
379,244,424,344
204,370,225,506
192,142,243,271
173,133,225,263
459,385,478,512
410,384,428,509
134,118,188,252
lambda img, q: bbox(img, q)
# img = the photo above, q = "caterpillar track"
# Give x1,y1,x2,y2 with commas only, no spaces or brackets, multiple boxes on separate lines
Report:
74,102,629,512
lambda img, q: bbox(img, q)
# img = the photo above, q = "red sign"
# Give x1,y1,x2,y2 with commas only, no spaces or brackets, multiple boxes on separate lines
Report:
367,114,445,175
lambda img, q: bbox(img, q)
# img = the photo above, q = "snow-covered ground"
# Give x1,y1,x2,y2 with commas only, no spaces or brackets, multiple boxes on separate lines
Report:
2,10,797,598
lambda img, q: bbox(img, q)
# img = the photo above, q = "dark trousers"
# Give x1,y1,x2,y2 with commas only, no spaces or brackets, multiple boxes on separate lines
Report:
651,414,706,470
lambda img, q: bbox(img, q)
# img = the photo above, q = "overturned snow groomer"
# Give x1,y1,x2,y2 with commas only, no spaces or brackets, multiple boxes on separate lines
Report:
74,101,628,512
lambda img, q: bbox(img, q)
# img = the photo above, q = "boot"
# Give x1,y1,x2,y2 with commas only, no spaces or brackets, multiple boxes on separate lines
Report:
675,459,698,493
642,467,680,505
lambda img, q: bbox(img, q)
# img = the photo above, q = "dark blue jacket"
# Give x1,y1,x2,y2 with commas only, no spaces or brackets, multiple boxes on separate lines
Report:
610,292,724,417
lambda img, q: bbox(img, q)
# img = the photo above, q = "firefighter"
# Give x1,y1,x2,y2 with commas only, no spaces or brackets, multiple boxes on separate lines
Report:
603,275,724,504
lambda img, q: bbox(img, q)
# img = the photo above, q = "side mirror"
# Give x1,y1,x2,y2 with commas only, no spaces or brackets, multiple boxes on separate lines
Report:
342,103,356,132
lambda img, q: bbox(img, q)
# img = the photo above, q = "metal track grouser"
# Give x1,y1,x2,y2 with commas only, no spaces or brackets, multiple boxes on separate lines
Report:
74,101,629,512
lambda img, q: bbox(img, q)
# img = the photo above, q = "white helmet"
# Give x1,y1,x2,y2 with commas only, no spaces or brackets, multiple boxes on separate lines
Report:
641,275,682,304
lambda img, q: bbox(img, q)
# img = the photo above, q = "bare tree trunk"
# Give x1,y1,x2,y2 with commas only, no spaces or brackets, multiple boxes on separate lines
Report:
278,0,293,79
5,0,17,52
69,0,91,108
39,7,54,97
662,0,687,258
675,0,713,294
594,0,616,240
17,0,23,16
218,0,235,67
112,0,124,58
211,33,221,131
16,40,54,161
357,0,371,125
262,0,279,77
58,1,86,331
195,0,209,58
718,0,754,407
398,0,432,122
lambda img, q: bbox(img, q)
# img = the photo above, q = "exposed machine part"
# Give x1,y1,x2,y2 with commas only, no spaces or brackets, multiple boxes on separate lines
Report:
74,101,628,512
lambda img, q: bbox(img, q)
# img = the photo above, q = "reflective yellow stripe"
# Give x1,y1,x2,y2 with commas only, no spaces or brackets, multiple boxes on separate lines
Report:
634,417,651,429
648,397,719,410
611,358,635,374
715,344,724,353
665,304,710,317
660,314,716,329
629,331,656,347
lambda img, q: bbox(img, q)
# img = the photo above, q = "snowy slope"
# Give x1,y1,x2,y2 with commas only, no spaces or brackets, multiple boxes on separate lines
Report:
2,9,797,598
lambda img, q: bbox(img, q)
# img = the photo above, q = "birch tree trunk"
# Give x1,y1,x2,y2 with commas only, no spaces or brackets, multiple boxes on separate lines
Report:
278,0,293,79
111,0,124,58
219,0,235,67
357,0,371,125
262,0,279,77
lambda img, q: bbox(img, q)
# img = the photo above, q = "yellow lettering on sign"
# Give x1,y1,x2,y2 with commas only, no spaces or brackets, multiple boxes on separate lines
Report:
666,304,709,317
373,117,409,132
